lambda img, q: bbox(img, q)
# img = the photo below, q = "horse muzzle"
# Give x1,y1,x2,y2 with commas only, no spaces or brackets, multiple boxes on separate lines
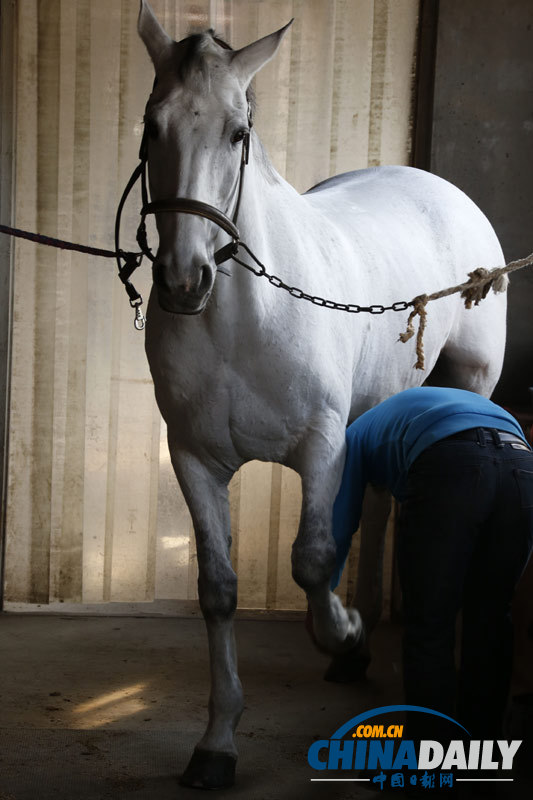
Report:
157,290,211,315
153,259,214,315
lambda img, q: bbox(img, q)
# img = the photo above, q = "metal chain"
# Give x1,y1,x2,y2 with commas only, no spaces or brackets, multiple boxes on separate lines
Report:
231,241,412,314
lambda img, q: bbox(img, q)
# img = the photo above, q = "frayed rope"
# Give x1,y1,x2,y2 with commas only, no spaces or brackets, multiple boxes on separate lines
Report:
398,253,533,370
398,294,428,370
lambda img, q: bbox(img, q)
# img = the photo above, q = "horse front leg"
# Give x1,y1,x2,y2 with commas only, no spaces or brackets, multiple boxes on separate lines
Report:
171,449,243,790
291,433,365,660
322,485,392,683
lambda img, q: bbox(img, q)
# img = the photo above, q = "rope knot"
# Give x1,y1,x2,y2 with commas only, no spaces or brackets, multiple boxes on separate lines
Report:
398,294,428,370
461,267,494,309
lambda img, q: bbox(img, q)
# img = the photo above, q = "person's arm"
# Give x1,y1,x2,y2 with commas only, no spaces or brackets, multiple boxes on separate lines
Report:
330,433,366,590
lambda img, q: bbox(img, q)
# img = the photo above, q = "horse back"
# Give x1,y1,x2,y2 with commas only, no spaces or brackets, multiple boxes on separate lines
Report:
303,165,503,275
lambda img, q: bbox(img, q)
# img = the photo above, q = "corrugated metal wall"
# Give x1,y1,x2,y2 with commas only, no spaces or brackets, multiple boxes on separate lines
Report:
2,0,419,610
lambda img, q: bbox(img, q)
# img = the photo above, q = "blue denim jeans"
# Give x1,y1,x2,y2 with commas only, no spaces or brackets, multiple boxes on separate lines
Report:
398,429,533,740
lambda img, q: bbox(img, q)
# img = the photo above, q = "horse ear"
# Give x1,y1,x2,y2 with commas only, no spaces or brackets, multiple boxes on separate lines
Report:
231,20,293,88
138,0,173,72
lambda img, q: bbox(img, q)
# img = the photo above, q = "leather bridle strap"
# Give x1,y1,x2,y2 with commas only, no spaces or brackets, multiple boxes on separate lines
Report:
140,198,239,241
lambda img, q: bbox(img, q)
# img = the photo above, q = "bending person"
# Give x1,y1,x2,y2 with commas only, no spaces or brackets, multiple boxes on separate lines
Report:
330,386,533,740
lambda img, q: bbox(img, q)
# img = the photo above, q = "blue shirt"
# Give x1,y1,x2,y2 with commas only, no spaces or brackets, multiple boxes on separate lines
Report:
331,386,527,588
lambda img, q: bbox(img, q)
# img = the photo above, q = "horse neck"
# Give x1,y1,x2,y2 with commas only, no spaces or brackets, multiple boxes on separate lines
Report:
235,135,304,253
209,135,325,332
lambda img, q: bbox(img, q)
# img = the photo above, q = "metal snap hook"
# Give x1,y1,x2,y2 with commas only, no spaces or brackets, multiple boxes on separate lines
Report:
134,305,146,330
130,296,146,331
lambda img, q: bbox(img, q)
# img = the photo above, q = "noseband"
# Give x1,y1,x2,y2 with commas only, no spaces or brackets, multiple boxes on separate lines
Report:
114,105,252,328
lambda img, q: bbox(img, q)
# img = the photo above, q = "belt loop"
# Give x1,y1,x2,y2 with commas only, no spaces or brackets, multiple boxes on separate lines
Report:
491,429,504,448
477,427,486,447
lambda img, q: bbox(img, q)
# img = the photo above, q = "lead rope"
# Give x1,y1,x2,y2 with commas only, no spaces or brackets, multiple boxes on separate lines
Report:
2,108,533,359
2,214,532,365
114,160,147,331
397,261,525,369
0,218,145,330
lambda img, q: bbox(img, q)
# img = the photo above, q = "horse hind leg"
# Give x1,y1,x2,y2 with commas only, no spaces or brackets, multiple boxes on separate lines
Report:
169,448,243,790
426,297,507,397
424,347,501,397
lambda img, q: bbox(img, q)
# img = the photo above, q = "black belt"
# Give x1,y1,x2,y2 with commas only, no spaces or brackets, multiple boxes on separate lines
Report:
445,427,531,450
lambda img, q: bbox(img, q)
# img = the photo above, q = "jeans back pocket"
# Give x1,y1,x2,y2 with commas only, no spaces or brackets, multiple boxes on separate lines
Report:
514,468,533,509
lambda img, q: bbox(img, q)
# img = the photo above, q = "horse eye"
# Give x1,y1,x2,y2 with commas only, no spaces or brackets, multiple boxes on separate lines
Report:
231,129,247,145
145,118,159,140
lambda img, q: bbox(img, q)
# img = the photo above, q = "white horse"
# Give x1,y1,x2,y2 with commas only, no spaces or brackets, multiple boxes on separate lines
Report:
138,0,507,788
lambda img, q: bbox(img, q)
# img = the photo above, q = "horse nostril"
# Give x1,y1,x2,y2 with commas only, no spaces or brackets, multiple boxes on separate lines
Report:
153,260,213,299
198,264,213,295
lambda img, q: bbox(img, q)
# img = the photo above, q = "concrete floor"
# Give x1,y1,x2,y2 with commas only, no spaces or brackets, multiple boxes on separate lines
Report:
0,614,406,800
0,614,530,800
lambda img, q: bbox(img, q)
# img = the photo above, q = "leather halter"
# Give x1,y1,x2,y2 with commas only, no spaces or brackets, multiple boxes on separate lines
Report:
135,107,251,265
114,94,252,326
137,35,252,262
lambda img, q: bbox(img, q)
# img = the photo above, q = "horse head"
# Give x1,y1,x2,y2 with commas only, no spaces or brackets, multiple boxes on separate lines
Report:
138,0,291,315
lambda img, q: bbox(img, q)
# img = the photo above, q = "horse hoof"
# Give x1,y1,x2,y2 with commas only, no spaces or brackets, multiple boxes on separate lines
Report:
323,648,371,683
180,748,237,790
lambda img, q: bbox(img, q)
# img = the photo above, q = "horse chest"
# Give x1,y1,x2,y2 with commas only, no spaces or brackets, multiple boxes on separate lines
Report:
146,312,336,464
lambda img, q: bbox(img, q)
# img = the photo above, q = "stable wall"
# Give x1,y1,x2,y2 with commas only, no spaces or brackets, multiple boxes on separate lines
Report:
430,0,533,408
